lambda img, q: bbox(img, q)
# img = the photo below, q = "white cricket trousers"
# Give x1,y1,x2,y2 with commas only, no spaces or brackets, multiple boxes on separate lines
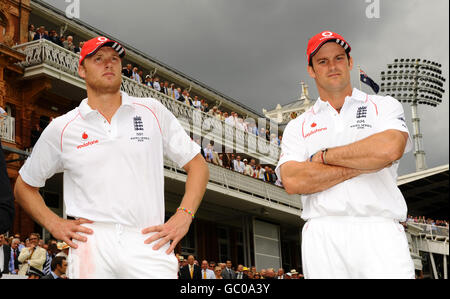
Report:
301,216,415,279
67,222,178,279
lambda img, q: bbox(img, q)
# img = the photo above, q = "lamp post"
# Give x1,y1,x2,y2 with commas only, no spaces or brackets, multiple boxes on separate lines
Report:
380,58,446,172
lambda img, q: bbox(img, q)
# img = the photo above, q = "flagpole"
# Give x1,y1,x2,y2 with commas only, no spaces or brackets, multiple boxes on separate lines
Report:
358,65,362,91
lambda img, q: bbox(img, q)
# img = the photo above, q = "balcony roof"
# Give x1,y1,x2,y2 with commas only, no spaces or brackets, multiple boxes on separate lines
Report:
398,164,449,219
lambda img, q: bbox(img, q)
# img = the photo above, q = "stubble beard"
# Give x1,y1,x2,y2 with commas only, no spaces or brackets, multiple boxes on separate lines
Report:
86,75,122,95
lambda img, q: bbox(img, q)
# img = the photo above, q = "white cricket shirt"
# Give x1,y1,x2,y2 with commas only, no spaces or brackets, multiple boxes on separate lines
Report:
275,88,412,221
19,92,200,228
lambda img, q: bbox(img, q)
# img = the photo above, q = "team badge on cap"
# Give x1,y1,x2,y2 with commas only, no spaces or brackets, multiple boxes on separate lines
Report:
306,31,351,65
79,36,126,66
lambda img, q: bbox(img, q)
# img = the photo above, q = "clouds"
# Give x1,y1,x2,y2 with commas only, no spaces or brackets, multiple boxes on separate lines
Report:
42,0,449,175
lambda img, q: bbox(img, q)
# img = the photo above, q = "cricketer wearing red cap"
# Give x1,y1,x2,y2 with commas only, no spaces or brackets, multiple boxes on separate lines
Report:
276,31,414,278
14,37,209,278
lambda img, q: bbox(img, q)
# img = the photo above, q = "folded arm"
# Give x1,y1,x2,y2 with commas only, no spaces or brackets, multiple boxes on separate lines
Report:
281,130,407,195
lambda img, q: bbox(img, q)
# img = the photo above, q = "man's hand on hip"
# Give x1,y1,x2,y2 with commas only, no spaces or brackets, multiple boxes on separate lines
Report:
142,210,193,255
48,218,94,249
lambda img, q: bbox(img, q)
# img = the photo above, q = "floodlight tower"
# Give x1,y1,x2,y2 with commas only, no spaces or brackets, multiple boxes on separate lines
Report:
380,58,446,171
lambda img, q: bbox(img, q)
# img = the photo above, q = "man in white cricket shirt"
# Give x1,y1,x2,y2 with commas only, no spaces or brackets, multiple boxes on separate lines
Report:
276,31,415,279
14,37,209,279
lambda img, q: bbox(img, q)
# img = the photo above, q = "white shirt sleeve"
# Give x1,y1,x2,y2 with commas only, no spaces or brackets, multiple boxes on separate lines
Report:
155,101,201,168
275,118,308,182
19,120,64,187
377,96,413,154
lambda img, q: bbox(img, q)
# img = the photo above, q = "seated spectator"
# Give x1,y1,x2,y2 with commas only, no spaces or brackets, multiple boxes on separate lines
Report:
203,102,210,113
263,166,273,183
216,111,224,121
174,87,181,101
74,41,84,54
41,256,67,279
138,70,144,84
192,96,202,110
48,30,63,47
203,143,214,163
33,26,48,41
63,35,75,52
236,117,246,132
18,233,46,276
28,24,36,42
161,81,169,95
131,67,141,84
214,266,223,279
153,77,161,92
270,133,279,145
122,64,133,78
56,242,69,258
144,75,153,87
233,156,245,174
179,89,192,106
218,154,224,167
222,112,229,122
208,106,219,116
212,148,220,166
225,112,235,127
168,83,175,98
187,92,194,106
254,164,265,180
243,159,254,177
221,153,231,169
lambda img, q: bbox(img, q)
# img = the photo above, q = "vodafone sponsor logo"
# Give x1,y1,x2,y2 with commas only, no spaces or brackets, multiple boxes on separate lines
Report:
304,127,327,138
77,139,99,149
302,120,327,138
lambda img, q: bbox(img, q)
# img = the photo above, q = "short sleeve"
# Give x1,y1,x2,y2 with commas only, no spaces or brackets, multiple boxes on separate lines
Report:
377,96,412,154
19,121,63,188
155,101,201,168
275,118,308,181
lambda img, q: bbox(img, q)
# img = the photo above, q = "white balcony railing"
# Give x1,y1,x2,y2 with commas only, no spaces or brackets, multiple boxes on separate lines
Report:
406,221,449,239
13,39,281,165
164,157,302,210
0,116,15,143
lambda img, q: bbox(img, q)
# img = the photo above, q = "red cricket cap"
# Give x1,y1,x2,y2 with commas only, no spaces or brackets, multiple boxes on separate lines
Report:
306,31,351,65
79,36,126,66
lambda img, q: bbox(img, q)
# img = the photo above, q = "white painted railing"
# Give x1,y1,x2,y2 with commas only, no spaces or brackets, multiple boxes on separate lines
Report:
164,157,302,210
13,40,281,164
406,221,449,238
0,116,15,143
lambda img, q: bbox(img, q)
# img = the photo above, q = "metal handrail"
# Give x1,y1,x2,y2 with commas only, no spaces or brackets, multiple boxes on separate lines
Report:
406,220,449,238
163,157,302,210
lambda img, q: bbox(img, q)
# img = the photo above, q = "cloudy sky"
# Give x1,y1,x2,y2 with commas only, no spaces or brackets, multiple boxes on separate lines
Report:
42,0,449,175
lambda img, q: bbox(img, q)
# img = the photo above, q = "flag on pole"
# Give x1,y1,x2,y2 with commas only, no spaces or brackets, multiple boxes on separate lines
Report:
360,69,380,94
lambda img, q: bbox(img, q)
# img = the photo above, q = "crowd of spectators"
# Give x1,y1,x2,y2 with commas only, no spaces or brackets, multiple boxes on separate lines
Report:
0,232,68,279
27,24,284,188
1,233,299,279
197,140,283,188
406,215,449,228
27,25,283,145
28,24,84,54
176,255,303,280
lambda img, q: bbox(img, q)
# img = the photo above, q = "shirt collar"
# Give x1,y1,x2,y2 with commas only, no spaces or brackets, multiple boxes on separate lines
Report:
78,91,134,118
314,88,367,113
50,271,60,279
